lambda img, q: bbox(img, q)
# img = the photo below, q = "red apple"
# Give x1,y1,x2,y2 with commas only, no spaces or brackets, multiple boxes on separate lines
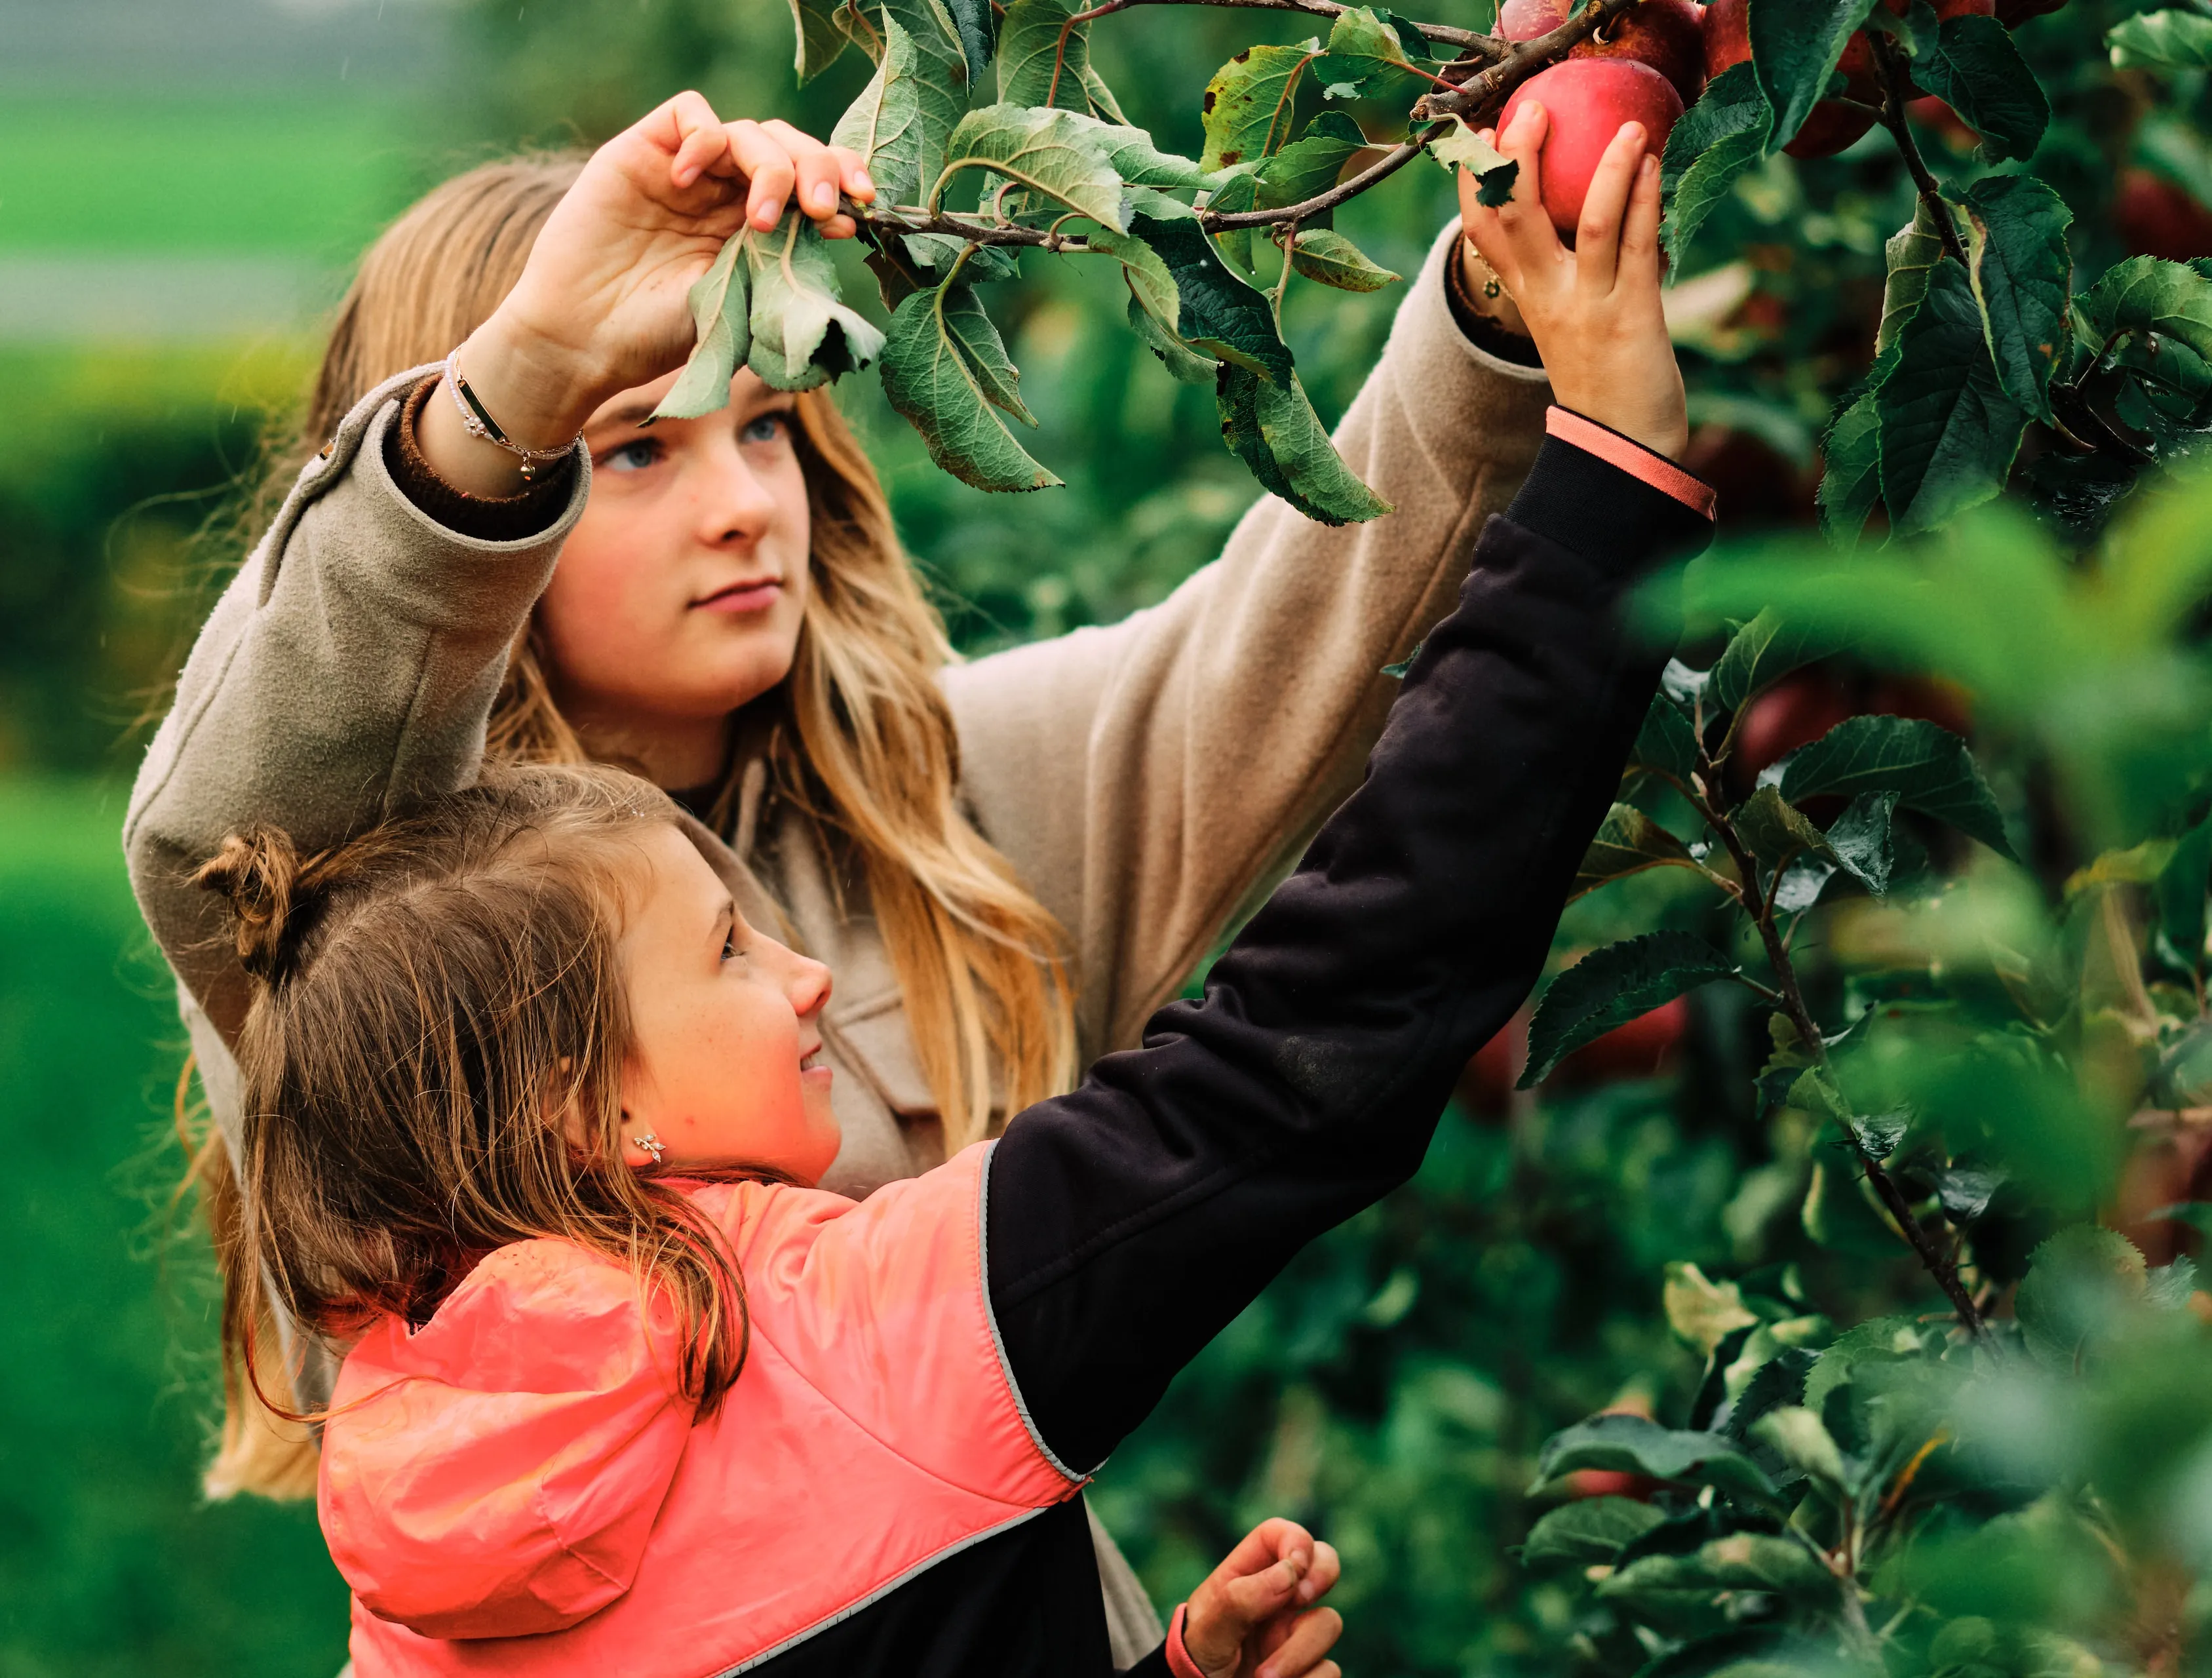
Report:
1908,92,1978,151
1557,997,1690,1085
1564,1392,1662,1501
1733,667,1854,785
1702,0,1749,78
2116,168,2212,263
1499,59,1685,237
1501,0,1705,105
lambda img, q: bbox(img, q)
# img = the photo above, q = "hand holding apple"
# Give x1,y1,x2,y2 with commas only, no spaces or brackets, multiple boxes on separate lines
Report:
1460,100,1690,460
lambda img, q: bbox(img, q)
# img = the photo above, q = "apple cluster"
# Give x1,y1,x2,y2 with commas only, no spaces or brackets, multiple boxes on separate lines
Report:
1486,0,2051,235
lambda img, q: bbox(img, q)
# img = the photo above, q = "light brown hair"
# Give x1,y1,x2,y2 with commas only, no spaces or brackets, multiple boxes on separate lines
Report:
199,766,754,1418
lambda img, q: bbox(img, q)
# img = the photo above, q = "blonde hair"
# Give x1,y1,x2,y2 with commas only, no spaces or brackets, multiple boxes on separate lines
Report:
204,152,1079,1496
199,768,754,1416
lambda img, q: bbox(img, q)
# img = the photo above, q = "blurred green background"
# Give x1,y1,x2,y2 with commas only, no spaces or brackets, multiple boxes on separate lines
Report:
0,0,2083,1671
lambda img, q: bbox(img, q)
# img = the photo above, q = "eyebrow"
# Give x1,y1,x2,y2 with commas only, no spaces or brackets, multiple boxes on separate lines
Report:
594,399,663,434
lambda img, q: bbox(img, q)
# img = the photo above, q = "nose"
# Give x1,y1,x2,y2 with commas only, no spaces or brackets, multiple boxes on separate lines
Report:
768,940,832,1023
693,427,780,549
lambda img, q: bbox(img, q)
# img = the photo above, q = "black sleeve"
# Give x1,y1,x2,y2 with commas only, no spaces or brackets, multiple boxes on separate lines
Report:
984,432,1713,1475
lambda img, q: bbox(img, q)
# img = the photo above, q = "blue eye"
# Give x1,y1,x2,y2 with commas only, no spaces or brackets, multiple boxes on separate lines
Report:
602,438,662,473
741,412,790,446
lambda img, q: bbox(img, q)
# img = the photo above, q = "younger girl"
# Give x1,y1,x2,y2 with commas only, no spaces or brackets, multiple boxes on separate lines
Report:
204,107,1708,1677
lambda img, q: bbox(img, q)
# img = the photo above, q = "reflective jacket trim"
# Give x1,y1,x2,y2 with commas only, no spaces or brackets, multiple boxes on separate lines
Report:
975,1140,1093,1483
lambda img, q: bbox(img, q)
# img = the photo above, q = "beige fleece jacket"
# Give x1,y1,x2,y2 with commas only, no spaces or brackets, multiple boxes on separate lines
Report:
125,223,1549,1662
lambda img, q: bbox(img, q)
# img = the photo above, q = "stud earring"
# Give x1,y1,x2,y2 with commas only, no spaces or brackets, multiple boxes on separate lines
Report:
632,1131,666,1166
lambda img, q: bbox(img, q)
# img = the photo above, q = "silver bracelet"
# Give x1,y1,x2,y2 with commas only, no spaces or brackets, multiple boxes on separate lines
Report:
441,349,577,482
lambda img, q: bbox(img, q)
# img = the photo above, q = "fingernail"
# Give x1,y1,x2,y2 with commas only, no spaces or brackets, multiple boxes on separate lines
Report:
853,168,874,195
1642,153,1658,178
1620,121,1644,144
811,184,835,213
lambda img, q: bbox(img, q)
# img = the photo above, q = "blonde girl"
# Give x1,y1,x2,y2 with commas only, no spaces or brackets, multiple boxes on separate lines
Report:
128,88,1569,1656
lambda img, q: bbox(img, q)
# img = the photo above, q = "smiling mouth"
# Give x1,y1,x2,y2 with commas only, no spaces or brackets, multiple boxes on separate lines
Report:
694,579,782,615
799,1047,825,1072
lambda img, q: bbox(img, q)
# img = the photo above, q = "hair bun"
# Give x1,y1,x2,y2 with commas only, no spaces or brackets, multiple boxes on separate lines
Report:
195,828,312,983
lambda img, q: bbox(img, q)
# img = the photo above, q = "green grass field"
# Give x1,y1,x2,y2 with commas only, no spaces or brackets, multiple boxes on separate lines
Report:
0,779,349,1677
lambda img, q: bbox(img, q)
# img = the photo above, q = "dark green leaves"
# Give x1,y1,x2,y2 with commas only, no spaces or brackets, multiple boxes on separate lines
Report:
1534,1414,1779,1503
1200,41,1318,170
1216,365,1392,524
1660,64,1771,271
1521,932,1740,1087
1521,1498,1667,1569
832,12,967,212
1817,390,1883,547
2015,1226,2149,1369
881,282,1062,492
1129,202,1294,381
1964,174,2072,423
1259,111,1368,208
2106,9,2212,70
941,0,997,87
931,104,1127,228
998,0,1098,111
1913,16,2049,163
1750,0,1880,155
1777,714,2015,859
1289,228,1400,291
1313,5,1430,106
1633,692,1700,783
1711,608,1848,720
1877,260,2030,536
788,0,859,83
2074,256,2212,421
1572,804,1701,901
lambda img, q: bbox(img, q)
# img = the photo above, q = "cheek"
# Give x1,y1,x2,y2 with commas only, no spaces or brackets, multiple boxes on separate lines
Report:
539,513,680,678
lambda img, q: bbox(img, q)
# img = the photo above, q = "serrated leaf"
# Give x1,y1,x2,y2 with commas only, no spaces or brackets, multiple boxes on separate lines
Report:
1914,14,2049,163
831,13,966,212
1313,4,1431,106
1817,389,1884,547
1825,791,1898,897
1056,112,1213,189
900,231,1021,284
1262,111,1368,205
1085,224,1179,326
2076,255,2212,374
1846,1108,1910,1161
1931,1165,2003,1222
1711,608,1848,719
1772,858,1837,914
1633,692,1700,783
1751,0,1882,155
1735,785,1832,870
941,0,996,85
1802,1314,1933,1415
1289,227,1400,291
1126,296,1218,383
1216,364,1391,524
880,282,1062,491
2015,1224,2148,1369
1660,64,1771,269
932,104,1127,230
1200,41,1319,171
653,229,752,421
1778,714,2015,859
789,0,859,83
1475,161,1521,208
1964,174,2072,424
1521,1498,1667,1569
1534,1414,1779,1504
1573,804,1700,901
2108,9,2212,69
743,215,887,392
1753,1407,1851,1489
1877,260,2030,536
1878,203,1950,360
1521,932,1739,1088
1602,1534,1836,1606
997,0,1095,109
1430,113,1507,174
1130,201,1294,381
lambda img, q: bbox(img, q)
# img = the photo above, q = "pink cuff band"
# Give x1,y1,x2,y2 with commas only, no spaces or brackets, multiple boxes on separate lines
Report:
1165,1603,1207,1678
1545,407,1717,519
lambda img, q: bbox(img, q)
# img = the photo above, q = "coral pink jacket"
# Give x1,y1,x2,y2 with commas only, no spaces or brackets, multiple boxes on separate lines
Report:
323,1146,1079,1675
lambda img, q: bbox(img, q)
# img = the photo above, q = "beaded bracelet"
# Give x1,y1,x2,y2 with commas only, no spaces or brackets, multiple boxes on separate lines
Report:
442,349,578,482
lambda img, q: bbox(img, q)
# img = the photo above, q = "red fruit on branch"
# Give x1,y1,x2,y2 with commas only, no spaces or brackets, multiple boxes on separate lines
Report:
1701,0,1749,78
1498,59,1685,237
2115,168,2212,262
1907,92,1978,151
1783,97,1878,159
1556,997,1690,1085
1502,0,1707,106
1707,0,1987,158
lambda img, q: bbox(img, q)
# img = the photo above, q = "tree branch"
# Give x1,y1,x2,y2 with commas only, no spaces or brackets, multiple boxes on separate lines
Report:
1057,0,1501,52
1414,0,1643,120
1865,29,1969,268
1201,130,1431,227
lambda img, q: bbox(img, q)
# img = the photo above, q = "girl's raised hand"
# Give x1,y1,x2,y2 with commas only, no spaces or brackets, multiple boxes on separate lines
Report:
441,92,874,469
1458,103,1688,461
1178,1518,1344,1678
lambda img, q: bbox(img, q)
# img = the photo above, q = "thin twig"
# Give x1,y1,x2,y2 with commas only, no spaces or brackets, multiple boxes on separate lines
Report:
1416,0,1642,120
1865,29,1969,267
1064,0,1500,50
1201,131,1431,228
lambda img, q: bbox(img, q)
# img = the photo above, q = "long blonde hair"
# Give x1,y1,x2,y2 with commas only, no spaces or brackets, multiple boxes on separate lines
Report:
290,155,1076,1148
199,768,753,1417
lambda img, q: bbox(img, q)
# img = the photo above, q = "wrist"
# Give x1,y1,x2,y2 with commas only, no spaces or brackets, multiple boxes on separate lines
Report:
459,309,613,450
1456,239,1528,338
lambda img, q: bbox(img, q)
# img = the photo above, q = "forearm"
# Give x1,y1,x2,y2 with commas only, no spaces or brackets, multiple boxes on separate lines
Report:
984,424,1713,1473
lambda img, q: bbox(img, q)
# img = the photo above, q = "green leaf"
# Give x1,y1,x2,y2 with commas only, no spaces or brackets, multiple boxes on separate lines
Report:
1802,1314,1934,1415
1878,202,1950,361
1085,225,1178,327
1199,41,1319,171
1057,113,1214,190
743,215,887,392
1632,693,1700,783
1199,169,1261,276
942,0,997,87
2075,256,2212,375
1289,227,1400,291
1129,201,1294,382
788,0,859,83
1710,608,1848,720
1520,931,1739,1088
1817,389,1883,547
1573,804,1701,901
1126,296,1218,383
653,229,752,421
880,282,1062,491
1475,161,1521,208
1261,111,1368,206
1534,1414,1779,1504
1751,0,1881,155
1429,113,1507,174
932,104,1127,230
1079,60,1131,123
1964,174,2072,424
1521,1498,1667,1569
1753,1407,1851,1490
1313,4,1431,105
2015,1225,2148,1369
1660,64,1771,270
1603,1534,1837,1605
1876,260,2030,537
1825,792,1899,897
1665,1262,1759,1355
1914,14,2049,163
2156,811,2212,968
2107,9,2212,69
831,13,967,212
1735,785,1832,870
1777,714,2016,859
996,0,1095,110
1216,365,1391,524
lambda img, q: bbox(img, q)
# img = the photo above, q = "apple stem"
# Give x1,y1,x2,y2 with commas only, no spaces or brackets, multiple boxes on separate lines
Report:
1415,0,1644,121
1865,28,1970,269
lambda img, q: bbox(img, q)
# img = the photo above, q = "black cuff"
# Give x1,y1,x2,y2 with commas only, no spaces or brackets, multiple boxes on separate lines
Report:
383,375,578,543
1504,431,1715,577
